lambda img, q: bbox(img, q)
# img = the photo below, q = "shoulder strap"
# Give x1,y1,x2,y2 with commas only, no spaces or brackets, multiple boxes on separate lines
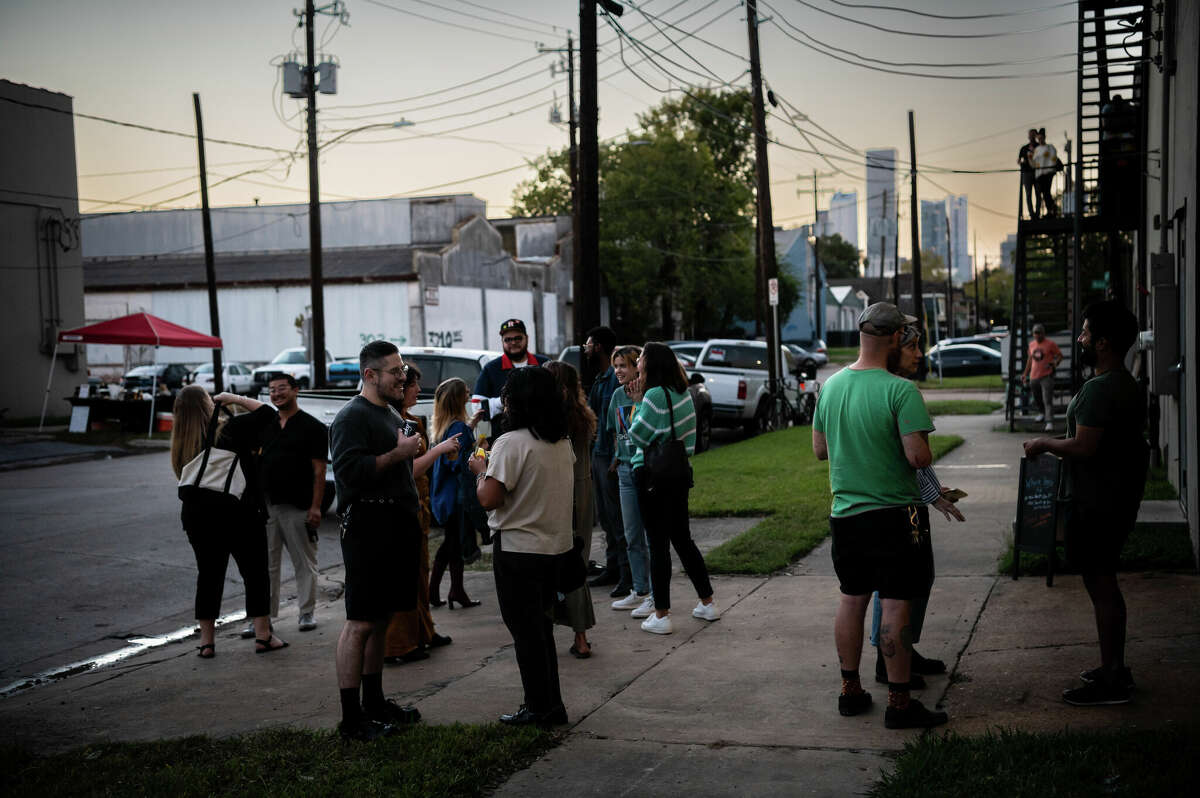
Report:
665,389,677,442
190,403,226,485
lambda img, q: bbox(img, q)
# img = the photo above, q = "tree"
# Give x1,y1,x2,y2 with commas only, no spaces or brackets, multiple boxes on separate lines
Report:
511,89,794,341
974,268,1013,327
816,234,861,279
898,249,948,282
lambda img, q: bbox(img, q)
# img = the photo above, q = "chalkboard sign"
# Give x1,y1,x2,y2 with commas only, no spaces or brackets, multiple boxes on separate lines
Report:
1013,454,1063,585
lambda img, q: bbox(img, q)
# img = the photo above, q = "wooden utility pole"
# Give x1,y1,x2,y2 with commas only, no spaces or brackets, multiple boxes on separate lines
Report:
908,111,925,350
746,0,778,396
193,93,223,393
812,170,824,344
892,197,901,305
303,0,326,387
879,190,888,302
567,35,580,343
944,209,955,339
577,1,602,342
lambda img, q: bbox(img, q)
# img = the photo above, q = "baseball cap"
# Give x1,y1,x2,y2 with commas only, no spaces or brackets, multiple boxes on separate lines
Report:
499,318,526,336
858,302,917,335
899,323,920,346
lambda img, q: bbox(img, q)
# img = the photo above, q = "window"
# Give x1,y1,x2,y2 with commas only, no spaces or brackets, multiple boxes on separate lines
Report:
271,350,308,365
700,345,769,370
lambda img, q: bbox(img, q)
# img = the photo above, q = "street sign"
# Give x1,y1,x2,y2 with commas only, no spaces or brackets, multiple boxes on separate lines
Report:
768,277,779,306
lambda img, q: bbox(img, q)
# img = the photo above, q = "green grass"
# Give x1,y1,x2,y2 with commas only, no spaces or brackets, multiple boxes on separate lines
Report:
999,522,1195,576
1144,465,1178,500
695,428,964,574
869,726,1200,798
1,415,70,428
1,724,554,798
925,400,1003,416
827,347,857,364
915,374,1006,390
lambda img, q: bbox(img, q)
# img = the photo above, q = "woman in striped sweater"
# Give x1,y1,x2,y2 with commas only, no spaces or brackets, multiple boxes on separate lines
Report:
626,342,719,635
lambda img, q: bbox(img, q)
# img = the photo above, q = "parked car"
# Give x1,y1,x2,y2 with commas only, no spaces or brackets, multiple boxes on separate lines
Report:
666,340,706,362
327,358,361,388
786,344,822,377
187,362,254,394
936,334,1002,352
690,339,813,434
926,342,1003,376
250,347,335,393
122,363,192,394
557,344,714,453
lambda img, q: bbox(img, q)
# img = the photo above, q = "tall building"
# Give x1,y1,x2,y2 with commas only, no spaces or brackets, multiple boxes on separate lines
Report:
920,199,948,257
999,233,1018,272
865,149,897,279
947,194,970,284
828,191,858,249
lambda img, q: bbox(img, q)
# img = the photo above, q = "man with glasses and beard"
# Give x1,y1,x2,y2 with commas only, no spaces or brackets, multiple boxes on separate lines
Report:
330,340,459,740
473,319,544,431
1024,300,1147,706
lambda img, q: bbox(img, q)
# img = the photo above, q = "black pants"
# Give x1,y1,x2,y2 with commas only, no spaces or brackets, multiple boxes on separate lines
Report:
633,467,712,612
592,453,627,575
492,540,563,714
1021,170,1036,218
1035,173,1058,216
183,508,270,621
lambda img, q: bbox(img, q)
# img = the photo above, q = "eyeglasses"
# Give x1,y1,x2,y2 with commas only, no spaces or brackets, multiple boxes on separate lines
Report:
502,335,525,344
376,364,409,379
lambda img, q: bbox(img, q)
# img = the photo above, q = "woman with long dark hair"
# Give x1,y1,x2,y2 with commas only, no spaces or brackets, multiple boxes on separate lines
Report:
468,366,574,726
384,363,456,663
544,360,597,659
170,385,288,657
626,342,719,635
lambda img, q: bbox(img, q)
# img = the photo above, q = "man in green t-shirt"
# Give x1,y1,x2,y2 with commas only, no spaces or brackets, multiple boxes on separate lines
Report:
812,302,947,730
1024,300,1147,707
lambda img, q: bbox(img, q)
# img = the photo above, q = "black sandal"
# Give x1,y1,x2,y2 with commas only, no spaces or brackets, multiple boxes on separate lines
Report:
197,643,216,659
255,636,289,654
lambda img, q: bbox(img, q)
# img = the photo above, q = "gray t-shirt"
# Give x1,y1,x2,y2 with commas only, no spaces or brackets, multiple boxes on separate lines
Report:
330,395,417,512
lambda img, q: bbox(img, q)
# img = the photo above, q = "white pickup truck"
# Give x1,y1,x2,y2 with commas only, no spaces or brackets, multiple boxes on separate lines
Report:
686,339,818,434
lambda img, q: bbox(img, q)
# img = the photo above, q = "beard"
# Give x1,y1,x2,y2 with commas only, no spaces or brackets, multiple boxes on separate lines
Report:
1079,342,1097,367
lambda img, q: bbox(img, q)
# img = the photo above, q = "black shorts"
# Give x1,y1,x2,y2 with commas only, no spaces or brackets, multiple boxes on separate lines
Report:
1065,501,1137,573
340,502,421,621
829,504,932,600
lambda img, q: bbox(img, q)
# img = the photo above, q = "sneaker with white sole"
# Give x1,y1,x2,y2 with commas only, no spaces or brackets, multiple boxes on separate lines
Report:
1034,413,1045,422
630,596,656,619
611,591,644,611
1044,422,1054,431
298,613,317,632
640,614,673,635
692,601,720,622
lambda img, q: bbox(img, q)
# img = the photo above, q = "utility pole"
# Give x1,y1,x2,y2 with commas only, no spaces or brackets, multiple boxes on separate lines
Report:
577,1,604,342
908,111,925,355
944,209,954,339
746,0,778,397
302,0,326,388
892,198,901,305
542,37,581,343
879,190,888,301
972,230,979,332
193,93,223,393
983,255,990,324
812,170,825,344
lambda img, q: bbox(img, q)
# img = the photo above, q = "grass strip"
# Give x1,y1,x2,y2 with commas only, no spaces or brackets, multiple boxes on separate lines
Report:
869,726,1200,798
827,347,857,364
695,428,963,575
1144,465,1178,500
915,374,1006,390
1,724,554,798
999,522,1195,576
925,399,1003,416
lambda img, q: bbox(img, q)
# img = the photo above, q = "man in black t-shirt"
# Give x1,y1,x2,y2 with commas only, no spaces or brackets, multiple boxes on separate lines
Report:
1018,128,1037,219
259,373,328,633
1024,301,1147,707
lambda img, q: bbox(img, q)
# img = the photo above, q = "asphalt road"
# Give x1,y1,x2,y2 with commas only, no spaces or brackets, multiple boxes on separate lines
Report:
0,451,344,685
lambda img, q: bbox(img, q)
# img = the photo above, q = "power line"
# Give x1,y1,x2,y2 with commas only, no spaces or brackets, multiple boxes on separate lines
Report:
323,53,549,110
820,0,1079,21
0,95,297,155
361,0,541,44
432,0,567,34
786,0,1076,39
917,111,1074,156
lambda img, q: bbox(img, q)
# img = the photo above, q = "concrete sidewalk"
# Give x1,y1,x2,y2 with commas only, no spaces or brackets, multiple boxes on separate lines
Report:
1,414,1196,797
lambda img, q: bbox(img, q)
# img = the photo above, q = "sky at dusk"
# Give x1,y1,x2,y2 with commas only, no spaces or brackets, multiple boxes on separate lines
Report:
0,0,1080,267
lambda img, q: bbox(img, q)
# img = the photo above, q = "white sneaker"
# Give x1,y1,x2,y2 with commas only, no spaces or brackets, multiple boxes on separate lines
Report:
630,595,656,619
611,590,643,610
692,601,721,622
640,614,673,635
1044,422,1054,431
1034,413,1045,422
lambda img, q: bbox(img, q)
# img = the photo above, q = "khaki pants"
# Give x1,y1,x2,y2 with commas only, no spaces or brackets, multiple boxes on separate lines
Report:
266,503,318,618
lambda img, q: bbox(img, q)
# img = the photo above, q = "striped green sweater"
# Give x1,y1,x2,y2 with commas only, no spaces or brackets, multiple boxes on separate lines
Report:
629,387,696,468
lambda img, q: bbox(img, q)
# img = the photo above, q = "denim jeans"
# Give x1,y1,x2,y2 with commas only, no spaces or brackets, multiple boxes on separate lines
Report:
617,462,651,595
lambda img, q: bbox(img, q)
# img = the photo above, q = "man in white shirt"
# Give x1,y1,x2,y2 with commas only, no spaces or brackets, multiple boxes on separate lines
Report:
1031,128,1059,218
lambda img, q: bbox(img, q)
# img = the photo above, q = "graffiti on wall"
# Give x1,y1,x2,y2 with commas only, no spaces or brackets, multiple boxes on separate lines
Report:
358,333,408,346
427,329,464,348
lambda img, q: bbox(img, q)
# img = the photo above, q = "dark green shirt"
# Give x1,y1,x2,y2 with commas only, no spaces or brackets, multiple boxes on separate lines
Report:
1065,368,1148,510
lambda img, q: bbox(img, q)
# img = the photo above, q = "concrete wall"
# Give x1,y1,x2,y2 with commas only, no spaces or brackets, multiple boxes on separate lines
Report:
0,81,87,420
1143,0,1198,565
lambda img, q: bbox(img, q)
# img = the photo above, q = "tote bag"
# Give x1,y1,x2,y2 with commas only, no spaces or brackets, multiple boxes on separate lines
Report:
178,404,245,512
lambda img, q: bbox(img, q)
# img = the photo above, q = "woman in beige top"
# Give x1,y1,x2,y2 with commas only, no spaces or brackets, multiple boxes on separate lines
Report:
468,366,574,727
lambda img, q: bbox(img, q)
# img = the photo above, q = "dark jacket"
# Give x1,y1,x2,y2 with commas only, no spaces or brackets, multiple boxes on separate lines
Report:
472,352,544,398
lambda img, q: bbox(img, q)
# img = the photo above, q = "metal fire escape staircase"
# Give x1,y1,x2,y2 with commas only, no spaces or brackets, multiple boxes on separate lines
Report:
1006,0,1150,429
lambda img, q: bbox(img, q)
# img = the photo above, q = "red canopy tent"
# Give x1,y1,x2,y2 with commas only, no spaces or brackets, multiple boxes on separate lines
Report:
40,312,223,433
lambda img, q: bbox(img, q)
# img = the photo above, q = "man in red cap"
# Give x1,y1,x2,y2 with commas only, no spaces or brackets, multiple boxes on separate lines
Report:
473,319,544,423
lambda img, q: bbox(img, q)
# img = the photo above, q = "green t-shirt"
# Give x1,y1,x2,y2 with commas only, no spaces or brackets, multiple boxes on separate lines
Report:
1065,368,1148,510
813,367,934,517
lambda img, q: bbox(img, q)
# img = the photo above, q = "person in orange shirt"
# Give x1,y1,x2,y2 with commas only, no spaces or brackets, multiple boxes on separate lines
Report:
1021,324,1063,430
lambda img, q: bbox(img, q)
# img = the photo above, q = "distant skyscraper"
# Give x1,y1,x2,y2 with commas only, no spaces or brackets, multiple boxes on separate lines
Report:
828,191,858,249
816,209,830,237
947,195,970,284
999,233,1018,272
865,149,897,279
920,199,948,257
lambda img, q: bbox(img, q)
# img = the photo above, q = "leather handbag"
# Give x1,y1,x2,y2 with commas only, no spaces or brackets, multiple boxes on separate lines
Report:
178,404,245,511
643,389,692,484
